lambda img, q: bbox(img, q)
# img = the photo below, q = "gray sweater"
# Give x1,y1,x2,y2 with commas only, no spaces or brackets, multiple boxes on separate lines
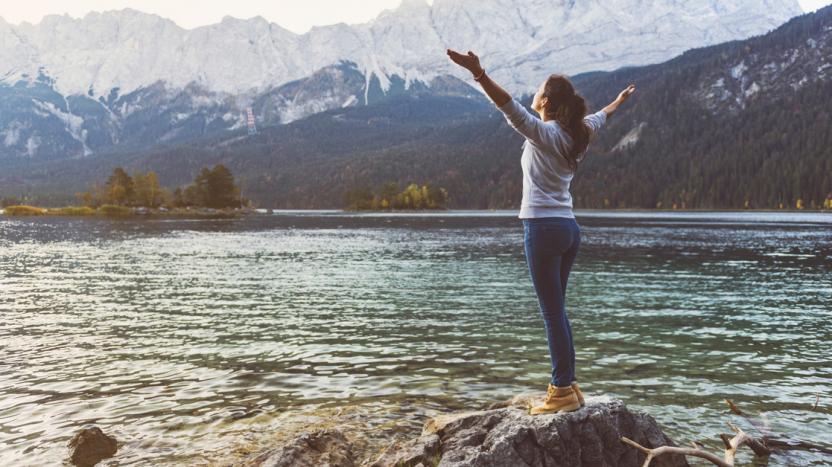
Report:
497,98,606,219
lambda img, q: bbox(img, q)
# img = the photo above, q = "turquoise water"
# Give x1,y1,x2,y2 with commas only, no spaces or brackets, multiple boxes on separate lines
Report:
1,211,830,465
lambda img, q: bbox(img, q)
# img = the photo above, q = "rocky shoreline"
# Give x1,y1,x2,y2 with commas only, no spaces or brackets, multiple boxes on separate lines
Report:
72,389,831,466
227,393,687,467
67,393,689,466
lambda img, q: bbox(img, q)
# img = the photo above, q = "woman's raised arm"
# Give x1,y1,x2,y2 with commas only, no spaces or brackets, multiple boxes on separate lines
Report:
446,49,511,107
446,48,556,147
601,84,636,118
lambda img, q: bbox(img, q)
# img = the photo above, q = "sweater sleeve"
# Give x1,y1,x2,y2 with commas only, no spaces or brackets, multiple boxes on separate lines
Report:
496,98,553,148
583,110,607,135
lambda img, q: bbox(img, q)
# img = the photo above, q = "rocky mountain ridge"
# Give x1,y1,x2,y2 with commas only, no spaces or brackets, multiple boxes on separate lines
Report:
0,0,804,160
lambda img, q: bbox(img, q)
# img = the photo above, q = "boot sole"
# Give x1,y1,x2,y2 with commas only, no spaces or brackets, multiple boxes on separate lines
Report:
529,401,582,415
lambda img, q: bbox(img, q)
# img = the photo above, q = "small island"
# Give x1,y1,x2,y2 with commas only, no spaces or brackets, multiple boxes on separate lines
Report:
344,182,449,211
2,164,255,219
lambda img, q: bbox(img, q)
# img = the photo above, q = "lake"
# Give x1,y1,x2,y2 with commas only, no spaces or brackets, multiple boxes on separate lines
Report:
1,210,830,466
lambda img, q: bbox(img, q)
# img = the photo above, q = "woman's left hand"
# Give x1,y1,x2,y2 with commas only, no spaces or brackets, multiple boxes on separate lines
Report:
616,84,636,103
446,48,484,76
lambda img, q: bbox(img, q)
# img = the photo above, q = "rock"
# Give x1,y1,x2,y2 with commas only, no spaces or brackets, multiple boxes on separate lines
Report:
244,428,356,467
370,434,442,467
67,426,118,467
371,395,689,467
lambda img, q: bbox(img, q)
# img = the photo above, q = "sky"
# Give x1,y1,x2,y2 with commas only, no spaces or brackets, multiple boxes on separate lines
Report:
0,0,829,34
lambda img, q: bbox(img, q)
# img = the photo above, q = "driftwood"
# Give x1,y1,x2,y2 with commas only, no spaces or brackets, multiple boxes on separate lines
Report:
724,398,832,455
620,398,831,466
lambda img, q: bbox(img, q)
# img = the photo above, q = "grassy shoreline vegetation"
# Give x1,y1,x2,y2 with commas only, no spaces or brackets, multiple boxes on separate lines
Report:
2,204,249,219
2,164,255,219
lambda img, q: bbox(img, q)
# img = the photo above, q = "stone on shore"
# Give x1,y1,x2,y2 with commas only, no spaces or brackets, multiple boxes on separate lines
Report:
67,425,118,467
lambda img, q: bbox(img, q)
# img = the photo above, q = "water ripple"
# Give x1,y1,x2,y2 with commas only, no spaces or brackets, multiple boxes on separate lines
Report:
1,212,830,465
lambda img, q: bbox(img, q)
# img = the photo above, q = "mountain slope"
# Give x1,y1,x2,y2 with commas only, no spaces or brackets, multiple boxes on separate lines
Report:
569,6,832,209
1,6,829,210
0,0,803,160
0,61,478,163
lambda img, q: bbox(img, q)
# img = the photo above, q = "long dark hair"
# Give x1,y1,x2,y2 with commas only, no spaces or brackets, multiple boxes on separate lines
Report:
541,74,590,171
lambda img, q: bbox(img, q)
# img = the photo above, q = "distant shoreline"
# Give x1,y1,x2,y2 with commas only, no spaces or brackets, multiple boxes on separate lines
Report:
576,208,831,213
2,205,829,218
1,205,254,219
266,208,831,214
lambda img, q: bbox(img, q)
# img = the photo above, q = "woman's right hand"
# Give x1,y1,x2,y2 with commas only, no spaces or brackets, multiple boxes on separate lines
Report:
446,49,484,76
447,48,511,107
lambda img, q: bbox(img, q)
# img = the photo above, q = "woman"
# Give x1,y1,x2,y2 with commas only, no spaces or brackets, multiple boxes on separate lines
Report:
447,48,635,415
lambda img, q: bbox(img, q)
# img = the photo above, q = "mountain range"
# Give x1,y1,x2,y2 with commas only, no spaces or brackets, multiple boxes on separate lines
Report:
0,0,804,161
2,5,830,211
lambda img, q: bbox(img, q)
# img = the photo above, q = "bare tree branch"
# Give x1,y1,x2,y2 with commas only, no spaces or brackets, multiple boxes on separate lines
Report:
622,400,832,466
620,436,731,467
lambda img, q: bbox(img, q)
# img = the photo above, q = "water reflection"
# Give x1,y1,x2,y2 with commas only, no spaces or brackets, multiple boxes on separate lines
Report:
1,211,830,465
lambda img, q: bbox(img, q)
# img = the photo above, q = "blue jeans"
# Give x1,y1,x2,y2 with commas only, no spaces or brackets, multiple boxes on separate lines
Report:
522,216,580,388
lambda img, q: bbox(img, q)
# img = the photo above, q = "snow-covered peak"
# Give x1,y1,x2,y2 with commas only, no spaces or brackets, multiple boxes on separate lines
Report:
0,0,804,97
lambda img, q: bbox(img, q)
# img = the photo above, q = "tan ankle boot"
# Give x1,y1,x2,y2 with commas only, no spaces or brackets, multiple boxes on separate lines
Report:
530,383,581,415
571,381,585,407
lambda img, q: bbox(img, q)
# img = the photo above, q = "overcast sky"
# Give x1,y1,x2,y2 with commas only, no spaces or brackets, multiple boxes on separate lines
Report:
1,0,830,34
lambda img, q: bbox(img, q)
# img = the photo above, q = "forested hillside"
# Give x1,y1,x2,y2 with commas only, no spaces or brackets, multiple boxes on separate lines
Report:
570,6,832,209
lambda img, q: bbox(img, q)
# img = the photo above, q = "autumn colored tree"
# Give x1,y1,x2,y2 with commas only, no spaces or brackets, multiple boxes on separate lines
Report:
106,167,134,205
188,164,240,208
132,171,167,208
76,165,244,209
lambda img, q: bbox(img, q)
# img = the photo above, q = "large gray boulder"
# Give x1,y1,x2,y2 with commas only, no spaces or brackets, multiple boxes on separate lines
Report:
371,394,689,467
